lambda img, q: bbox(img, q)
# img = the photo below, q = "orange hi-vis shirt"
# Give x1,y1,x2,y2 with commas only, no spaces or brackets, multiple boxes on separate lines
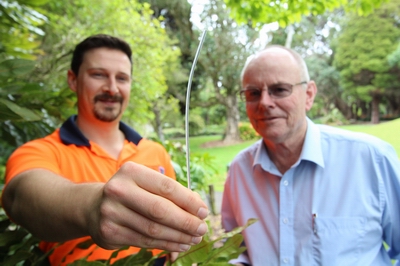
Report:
5,115,176,266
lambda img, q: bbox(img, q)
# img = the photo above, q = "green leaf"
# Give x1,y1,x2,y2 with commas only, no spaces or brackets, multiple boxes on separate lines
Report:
75,239,95,249
106,245,130,264
173,240,212,265
3,82,43,92
0,230,29,247
0,59,36,79
204,234,246,264
17,0,49,7
3,250,34,266
67,260,106,266
213,218,258,242
0,98,42,122
173,219,257,265
111,248,153,266
0,218,12,232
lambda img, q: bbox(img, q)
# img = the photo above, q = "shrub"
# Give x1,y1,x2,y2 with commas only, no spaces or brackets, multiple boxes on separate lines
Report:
238,122,259,141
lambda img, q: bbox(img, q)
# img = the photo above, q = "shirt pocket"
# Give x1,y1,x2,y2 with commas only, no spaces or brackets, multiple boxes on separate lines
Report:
312,217,366,265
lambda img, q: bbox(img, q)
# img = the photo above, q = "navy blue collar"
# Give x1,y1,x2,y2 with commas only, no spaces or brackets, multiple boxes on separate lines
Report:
60,115,142,146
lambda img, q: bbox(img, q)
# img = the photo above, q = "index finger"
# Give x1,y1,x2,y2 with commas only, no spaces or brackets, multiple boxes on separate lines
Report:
121,162,209,219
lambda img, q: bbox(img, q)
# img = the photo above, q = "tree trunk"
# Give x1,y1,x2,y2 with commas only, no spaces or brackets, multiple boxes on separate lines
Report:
370,92,381,124
223,95,241,144
358,100,369,120
152,102,165,143
333,97,352,120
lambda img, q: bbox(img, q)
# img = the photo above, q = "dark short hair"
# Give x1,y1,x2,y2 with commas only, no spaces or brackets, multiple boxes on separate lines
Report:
70,34,132,75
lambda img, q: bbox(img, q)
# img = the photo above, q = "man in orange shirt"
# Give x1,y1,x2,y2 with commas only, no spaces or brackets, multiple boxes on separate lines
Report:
2,34,208,265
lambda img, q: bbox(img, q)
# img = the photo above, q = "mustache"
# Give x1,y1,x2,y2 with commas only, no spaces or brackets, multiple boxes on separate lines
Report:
94,93,123,103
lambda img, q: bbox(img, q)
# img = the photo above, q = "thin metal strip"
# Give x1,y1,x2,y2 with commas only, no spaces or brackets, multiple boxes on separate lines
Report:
185,30,207,190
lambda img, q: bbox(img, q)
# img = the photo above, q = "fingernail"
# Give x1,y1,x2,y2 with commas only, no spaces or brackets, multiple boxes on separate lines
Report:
196,222,207,235
192,236,202,244
179,244,190,251
197,207,209,219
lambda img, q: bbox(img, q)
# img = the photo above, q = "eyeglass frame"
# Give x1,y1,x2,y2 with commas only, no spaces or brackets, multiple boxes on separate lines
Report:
239,81,309,102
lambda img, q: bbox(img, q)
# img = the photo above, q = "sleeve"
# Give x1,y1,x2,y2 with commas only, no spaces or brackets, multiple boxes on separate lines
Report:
5,139,61,184
379,143,400,261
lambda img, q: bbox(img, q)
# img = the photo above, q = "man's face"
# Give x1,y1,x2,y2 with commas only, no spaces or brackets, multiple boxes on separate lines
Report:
242,49,316,145
68,48,132,122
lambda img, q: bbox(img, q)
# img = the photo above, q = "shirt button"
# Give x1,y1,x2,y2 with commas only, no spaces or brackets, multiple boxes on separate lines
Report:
283,258,289,263
283,180,289,186
283,218,288,224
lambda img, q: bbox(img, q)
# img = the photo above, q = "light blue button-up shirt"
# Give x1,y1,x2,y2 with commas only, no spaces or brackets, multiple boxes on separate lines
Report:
221,118,400,265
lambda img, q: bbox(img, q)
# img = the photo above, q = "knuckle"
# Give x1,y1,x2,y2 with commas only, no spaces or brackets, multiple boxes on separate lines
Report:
141,234,156,247
186,193,198,206
146,220,162,237
98,220,117,244
159,178,176,196
180,216,193,232
149,200,168,220
103,180,122,199
120,161,139,174
98,199,114,218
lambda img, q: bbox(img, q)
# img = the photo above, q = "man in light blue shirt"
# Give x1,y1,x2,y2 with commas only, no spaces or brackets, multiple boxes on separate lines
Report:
221,45,400,265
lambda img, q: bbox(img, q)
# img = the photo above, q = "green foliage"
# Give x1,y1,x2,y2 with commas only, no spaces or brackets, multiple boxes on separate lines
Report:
0,204,51,266
163,128,186,139
333,1,400,86
0,0,48,60
163,140,218,192
388,43,400,68
0,58,54,179
332,0,400,121
238,122,259,141
188,112,206,136
224,0,388,27
316,108,349,125
170,218,257,265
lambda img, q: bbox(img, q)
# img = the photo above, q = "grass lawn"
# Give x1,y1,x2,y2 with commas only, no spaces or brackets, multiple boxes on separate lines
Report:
176,118,400,192
175,135,258,192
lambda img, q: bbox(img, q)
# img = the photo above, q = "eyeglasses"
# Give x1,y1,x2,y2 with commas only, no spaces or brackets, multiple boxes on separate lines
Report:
239,81,308,102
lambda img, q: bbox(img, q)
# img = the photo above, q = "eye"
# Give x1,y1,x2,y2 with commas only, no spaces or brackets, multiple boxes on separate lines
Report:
91,72,106,78
269,84,291,97
117,76,130,82
247,89,261,97
243,88,262,101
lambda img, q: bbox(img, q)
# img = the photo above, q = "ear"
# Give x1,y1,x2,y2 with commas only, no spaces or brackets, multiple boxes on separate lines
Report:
305,80,317,111
67,70,78,92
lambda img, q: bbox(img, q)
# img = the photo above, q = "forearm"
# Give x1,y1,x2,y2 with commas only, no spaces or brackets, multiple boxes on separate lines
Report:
2,162,209,252
2,169,102,242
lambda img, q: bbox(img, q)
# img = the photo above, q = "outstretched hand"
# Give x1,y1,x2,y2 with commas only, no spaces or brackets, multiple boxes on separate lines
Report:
88,161,209,252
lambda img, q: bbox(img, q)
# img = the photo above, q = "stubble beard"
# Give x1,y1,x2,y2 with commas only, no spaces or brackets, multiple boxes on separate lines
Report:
93,93,124,122
94,106,121,122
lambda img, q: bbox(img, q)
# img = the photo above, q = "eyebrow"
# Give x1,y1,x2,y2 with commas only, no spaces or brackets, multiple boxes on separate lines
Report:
88,67,131,77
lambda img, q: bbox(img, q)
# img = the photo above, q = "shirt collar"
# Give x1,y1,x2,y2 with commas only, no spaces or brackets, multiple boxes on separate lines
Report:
254,117,325,171
301,117,325,168
60,115,142,146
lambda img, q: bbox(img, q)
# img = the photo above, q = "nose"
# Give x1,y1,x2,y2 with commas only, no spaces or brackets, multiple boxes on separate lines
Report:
258,89,276,108
103,77,118,94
